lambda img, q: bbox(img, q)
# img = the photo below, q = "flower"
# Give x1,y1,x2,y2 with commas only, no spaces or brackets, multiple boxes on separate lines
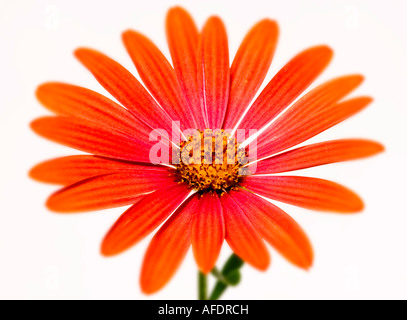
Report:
30,6,384,295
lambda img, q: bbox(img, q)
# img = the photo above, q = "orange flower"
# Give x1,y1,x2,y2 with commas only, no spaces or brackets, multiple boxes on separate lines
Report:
30,6,383,294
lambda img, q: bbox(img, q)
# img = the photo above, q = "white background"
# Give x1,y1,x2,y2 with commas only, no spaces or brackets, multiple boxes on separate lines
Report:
0,0,406,299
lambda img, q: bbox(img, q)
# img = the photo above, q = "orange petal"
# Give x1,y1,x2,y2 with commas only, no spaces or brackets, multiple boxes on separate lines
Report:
36,82,146,136
166,7,206,130
29,155,166,185
140,196,194,294
101,183,190,256
220,193,270,270
46,171,175,213
74,48,174,134
256,96,372,159
241,176,364,213
223,19,279,130
238,45,333,131
191,193,224,274
260,74,364,136
197,17,230,129
230,189,313,269
30,116,163,163
122,30,196,131
250,139,384,174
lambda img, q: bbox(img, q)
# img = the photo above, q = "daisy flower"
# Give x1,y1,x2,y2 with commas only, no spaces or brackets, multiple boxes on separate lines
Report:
30,6,383,297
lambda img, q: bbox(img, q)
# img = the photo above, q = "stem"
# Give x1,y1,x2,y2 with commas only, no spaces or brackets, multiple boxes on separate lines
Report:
210,267,230,285
209,254,244,300
198,271,207,300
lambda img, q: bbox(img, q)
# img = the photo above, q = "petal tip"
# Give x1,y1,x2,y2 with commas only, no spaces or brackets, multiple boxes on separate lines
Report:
29,118,42,134
365,96,374,103
199,266,212,275
122,29,135,39
74,47,97,62
205,15,225,28
355,198,365,212
352,74,365,85
252,252,271,271
299,256,314,271
257,260,270,271
319,45,334,60
167,5,187,15
258,18,279,29
45,201,59,213
100,242,118,257
35,83,47,99
73,47,86,58
28,164,40,182
140,275,163,295
298,245,314,270
140,283,157,295
346,194,365,213
45,195,62,213
302,264,313,272
376,142,385,153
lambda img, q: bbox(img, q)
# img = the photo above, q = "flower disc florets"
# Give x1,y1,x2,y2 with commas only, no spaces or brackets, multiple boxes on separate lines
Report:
173,129,248,194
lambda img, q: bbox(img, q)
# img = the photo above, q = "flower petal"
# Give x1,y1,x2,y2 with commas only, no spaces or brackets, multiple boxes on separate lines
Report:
36,82,146,136
223,19,279,130
30,116,167,163
197,17,230,129
46,171,174,212
249,139,384,174
74,48,173,134
241,176,364,213
230,189,313,269
122,30,196,131
29,155,166,185
166,6,206,130
101,183,190,256
191,193,224,274
220,193,270,270
256,96,371,159
238,46,333,131
140,196,194,294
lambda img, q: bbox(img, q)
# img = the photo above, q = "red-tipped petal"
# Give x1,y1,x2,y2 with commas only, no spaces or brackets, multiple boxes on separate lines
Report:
191,193,224,274
230,189,313,269
36,82,144,136
140,196,194,294
250,139,384,174
220,193,270,270
122,30,196,131
101,183,190,256
223,19,279,130
197,17,230,129
241,176,364,213
166,6,206,130
74,48,173,134
46,171,174,213
29,155,166,185
256,96,372,159
30,116,162,163
238,45,333,131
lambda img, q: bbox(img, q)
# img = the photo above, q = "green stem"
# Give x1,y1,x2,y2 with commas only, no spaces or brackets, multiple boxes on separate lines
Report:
198,271,207,300
210,267,230,285
209,254,244,300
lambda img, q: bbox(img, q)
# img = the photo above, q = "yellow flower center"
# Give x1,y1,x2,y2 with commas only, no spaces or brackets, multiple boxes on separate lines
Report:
172,129,248,194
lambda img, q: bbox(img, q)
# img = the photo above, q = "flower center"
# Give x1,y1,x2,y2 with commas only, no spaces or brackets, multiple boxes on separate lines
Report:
172,129,248,194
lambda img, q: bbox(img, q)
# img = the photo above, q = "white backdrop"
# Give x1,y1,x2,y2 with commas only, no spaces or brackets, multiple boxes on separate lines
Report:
0,0,406,299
